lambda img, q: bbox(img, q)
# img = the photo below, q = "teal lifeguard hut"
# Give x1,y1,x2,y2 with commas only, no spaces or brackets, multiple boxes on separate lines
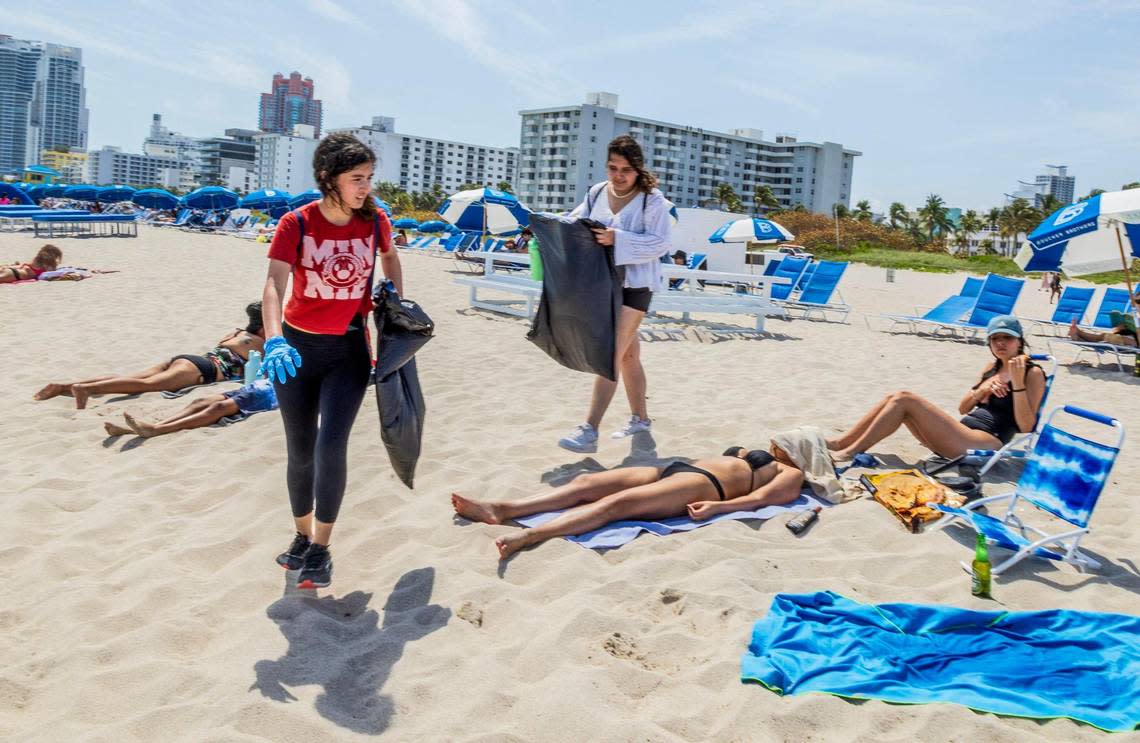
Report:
22,165,62,185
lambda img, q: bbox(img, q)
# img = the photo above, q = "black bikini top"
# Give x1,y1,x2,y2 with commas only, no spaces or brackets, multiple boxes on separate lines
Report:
723,447,775,470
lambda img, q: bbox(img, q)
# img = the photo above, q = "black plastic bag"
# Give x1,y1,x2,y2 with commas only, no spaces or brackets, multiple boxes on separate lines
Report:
372,282,434,488
526,213,622,381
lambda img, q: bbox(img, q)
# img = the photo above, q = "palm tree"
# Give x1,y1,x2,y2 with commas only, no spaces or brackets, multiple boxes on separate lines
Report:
1123,182,1140,190
888,202,909,230
374,181,402,202
752,184,780,214
955,209,984,254
393,192,414,212
832,202,850,219
497,181,513,194
917,194,953,242
715,183,743,212
1079,188,1105,201
853,199,873,222
789,203,808,214
1037,194,1065,217
997,198,1039,257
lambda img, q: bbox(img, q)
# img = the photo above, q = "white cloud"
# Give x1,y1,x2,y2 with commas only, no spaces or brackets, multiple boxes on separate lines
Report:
727,79,820,116
306,0,358,26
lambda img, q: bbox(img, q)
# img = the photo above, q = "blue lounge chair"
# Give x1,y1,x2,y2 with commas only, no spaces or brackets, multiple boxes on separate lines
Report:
935,405,1124,575
769,256,809,300
778,260,850,322
669,253,708,289
1086,287,1132,330
876,276,984,333
964,354,1057,475
1026,287,1094,335
795,261,817,291
908,274,1024,338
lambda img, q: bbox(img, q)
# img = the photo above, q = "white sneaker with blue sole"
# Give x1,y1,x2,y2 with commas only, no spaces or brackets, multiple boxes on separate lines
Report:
558,423,599,453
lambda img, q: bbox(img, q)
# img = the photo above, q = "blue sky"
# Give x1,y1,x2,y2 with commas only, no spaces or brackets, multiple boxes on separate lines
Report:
10,0,1140,211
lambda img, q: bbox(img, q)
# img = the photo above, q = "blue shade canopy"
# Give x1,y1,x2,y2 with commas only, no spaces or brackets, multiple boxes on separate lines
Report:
1015,190,1140,276
391,218,420,229
240,189,292,210
131,188,180,209
288,189,322,208
0,183,34,205
96,185,136,203
709,217,794,243
373,197,392,216
39,184,68,197
438,187,531,234
416,220,450,232
182,186,239,209
63,184,100,200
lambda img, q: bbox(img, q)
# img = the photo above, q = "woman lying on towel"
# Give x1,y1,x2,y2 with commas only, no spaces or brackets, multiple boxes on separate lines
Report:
104,378,277,439
34,302,266,409
827,315,1046,461
0,244,62,283
452,444,805,559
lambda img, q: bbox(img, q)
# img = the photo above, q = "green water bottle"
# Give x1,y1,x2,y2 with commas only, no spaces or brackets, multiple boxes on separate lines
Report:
971,533,992,598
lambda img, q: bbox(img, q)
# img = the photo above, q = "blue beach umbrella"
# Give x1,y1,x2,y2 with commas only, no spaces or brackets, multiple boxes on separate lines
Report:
417,220,450,233
132,188,180,210
1015,189,1140,278
391,217,420,229
708,217,794,243
373,196,393,216
438,187,531,235
0,183,34,204
39,183,67,198
96,185,136,203
183,186,239,210
64,184,100,201
241,189,292,211
288,189,322,208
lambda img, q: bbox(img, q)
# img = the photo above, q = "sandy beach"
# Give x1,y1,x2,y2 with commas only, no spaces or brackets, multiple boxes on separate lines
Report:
1,226,1136,742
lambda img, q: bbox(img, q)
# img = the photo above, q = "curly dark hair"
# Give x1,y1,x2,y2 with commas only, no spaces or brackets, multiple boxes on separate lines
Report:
312,132,377,220
607,135,658,193
244,301,264,334
33,244,63,270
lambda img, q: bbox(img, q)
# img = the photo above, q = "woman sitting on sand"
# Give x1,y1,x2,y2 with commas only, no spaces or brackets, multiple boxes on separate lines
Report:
104,378,278,439
826,315,1046,461
452,444,805,560
0,245,62,283
34,302,266,409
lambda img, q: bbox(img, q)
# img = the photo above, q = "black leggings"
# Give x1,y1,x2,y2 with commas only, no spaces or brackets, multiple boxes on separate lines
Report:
274,323,372,523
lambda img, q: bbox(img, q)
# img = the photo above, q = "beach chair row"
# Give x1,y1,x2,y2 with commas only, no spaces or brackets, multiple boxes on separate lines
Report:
874,273,1025,338
31,213,139,238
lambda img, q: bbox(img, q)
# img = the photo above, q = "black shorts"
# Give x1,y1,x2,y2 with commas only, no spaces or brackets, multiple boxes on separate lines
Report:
622,287,652,312
171,354,219,384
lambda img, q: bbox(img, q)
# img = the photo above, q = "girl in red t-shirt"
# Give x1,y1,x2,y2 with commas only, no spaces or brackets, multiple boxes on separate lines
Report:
261,132,402,589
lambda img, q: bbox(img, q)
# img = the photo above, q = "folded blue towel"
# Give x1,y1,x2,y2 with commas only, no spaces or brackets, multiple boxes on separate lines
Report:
742,591,1140,732
514,491,822,550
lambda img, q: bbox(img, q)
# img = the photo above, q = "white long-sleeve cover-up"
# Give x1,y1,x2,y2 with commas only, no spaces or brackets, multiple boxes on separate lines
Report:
568,183,673,291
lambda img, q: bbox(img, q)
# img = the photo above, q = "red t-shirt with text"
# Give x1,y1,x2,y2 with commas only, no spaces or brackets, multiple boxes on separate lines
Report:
267,202,392,334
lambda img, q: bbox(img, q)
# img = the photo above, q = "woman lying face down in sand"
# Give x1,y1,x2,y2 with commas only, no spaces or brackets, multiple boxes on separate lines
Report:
0,244,62,283
452,444,805,560
827,315,1045,461
34,302,267,409
104,378,278,439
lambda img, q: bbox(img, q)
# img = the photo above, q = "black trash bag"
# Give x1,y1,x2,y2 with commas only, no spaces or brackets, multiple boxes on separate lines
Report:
525,213,622,381
372,281,434,488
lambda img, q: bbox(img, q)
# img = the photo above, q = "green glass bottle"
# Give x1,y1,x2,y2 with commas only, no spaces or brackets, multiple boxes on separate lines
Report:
971,533,992,598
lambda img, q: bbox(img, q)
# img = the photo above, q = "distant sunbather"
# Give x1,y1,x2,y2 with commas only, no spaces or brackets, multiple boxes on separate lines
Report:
0,244,62,283
827,315,1046,461
34,302,267,409
104,378,278,438
452,443,805,559
1067,314,1137,348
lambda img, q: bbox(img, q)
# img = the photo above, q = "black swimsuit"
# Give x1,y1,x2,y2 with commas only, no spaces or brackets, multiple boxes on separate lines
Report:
960,363,1040,444
661,451,776,501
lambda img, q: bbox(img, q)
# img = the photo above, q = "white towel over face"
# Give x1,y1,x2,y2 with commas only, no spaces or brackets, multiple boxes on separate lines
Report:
771,426,857,504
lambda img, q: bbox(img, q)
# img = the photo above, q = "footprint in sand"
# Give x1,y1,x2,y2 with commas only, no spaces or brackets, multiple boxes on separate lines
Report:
457,601,483,627
603,632,653,670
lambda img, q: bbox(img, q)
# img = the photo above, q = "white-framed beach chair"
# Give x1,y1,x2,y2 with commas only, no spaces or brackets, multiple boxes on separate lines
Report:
934,405,1124,575
777,260,851,322
874,276,983,333
965,354,1057,475
894,274,1024,339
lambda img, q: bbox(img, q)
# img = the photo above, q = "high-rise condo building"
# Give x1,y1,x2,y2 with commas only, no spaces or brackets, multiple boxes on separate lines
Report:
259,72,323,138
517,92,859,213
0,35,88,173
254,124,319,194
1035,165,1075,205
329,116,518,194
86,146,181,189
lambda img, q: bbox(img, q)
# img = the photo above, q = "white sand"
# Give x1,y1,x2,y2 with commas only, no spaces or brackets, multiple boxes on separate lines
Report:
1,226,1136,741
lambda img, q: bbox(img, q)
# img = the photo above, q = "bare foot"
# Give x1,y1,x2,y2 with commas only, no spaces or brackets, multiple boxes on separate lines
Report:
451,492,504,524
33,383,72,401
104,421,133,436
123,412,158,438
495,533,529,560
71,384,90,410
1068,319,1080,340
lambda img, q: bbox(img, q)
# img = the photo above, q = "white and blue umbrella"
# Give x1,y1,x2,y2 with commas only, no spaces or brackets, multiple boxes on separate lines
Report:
183,186,239,210
240,189,292,211
132,188,179,209
438,187,530,235
1015,190,1140,278
708,217,794,243
288,189,322,209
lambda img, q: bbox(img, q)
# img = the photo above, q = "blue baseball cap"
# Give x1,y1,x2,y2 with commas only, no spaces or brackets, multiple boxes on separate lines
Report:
986,315,1023,339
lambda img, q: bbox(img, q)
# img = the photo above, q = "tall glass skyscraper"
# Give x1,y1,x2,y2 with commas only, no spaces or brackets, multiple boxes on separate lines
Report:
258,72,322,138
0,35,88,173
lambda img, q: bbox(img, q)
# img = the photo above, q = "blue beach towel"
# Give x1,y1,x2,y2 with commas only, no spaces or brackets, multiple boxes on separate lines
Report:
741,592,1140,732
514,491,823,550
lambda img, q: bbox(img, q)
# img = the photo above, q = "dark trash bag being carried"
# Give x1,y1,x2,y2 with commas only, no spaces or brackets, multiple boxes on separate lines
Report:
372,281,434,488
526,213,623,381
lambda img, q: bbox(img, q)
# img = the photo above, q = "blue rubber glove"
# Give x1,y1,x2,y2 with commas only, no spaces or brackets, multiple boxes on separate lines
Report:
261,335,302,384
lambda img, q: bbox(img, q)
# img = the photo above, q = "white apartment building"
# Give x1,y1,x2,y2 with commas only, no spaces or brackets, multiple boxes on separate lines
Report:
517,92,859,213
86,145,182,189
254,124,318,194
330,116,518,194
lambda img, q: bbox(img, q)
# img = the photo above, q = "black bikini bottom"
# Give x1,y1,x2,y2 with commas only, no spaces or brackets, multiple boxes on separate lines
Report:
171,354,219,384
661,461,726,500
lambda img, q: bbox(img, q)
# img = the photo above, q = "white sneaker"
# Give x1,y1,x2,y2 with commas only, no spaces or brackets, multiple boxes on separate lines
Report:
611,416,652,439
558,423,599,453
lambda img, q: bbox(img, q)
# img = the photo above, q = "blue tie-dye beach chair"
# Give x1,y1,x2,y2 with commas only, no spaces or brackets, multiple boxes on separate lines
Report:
934,405,1125,575
965,354,1058,476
